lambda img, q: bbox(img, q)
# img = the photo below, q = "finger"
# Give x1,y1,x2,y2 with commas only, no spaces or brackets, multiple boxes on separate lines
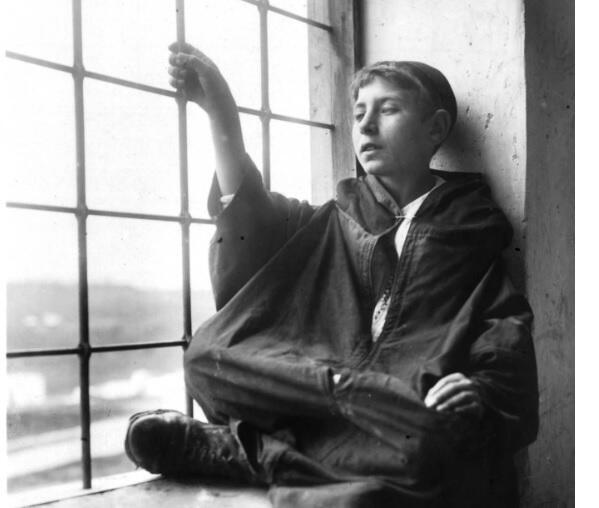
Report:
169,53,212,76
426,373,466,400
426,372,466,398
425,376,474,406
453,401,484,418
168,65,188,78
169,42,213,65
169,52,196,67
425,378,473,407
169,52,189,66
169,77,185,89
436,390,480,412
168,41,196,53
426,381,474,407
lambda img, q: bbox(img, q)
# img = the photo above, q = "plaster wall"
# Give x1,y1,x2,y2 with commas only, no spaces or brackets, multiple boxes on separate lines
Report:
361,0,527,287
522,0,574,505
361,0,574,505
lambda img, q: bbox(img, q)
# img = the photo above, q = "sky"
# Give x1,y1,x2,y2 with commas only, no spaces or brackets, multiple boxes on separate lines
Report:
5,0,325,291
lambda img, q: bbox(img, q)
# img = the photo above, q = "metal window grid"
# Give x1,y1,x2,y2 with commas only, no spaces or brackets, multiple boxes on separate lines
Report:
6,0,335,491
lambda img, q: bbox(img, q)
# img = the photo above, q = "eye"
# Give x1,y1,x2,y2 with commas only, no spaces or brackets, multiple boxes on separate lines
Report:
353,111,365,122
381,106,399,114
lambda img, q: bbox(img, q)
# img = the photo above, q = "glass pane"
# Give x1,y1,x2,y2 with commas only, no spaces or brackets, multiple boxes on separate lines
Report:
190,224,217,425
190,224,217,329
6,0,73,65
188,109,262,218
82,0,175,89
271,120,309,202
5,60,76,206
269,12,332,123
242,114,264,178
7,356,80,494
87,217,183,345
271,121,332,205
185,0,260,109
6,209,78,351
269,12,309,120
186,106,215,218
270,0,331,25
85,80,180,215
192,400,209,423
90,349,187,480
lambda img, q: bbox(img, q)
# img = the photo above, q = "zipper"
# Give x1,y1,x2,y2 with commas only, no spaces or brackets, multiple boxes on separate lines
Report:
345,216,403,370
357,214,417,368
349,178,445,368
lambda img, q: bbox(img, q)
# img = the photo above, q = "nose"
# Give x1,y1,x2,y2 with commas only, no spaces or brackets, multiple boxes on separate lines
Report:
358,112,378,134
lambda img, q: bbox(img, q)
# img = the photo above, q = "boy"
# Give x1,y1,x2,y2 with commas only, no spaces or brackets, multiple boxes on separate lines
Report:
125,42,538,507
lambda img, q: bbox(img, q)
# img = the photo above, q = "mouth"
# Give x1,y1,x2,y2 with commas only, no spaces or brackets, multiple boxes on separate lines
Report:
361,143,382,153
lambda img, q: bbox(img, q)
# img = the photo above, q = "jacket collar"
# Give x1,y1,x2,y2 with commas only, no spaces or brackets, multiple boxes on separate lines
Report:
364,174,404,217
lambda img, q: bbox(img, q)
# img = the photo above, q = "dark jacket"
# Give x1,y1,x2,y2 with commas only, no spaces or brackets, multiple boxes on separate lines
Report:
185,157,539,507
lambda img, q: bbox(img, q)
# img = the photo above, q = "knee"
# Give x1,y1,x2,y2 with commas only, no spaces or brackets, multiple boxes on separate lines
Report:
184,341,222,384
184,342,234,419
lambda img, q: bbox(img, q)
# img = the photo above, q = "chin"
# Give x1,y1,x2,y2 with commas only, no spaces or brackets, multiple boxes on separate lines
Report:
362,162,392,177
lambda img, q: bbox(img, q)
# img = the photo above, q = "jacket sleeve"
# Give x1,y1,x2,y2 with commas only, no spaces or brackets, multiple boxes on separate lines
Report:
466,260,539,453
207,155,317,309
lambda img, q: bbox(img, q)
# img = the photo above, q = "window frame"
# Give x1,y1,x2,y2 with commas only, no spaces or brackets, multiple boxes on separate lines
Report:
5,0,358,495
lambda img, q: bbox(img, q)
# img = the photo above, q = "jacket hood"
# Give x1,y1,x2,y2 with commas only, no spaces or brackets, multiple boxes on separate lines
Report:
336,170,513,253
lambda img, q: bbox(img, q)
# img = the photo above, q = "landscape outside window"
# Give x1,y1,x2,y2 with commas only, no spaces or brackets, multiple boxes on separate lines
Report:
6,0,335,496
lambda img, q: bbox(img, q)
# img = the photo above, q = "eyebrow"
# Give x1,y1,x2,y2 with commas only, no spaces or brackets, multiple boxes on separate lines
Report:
353,95,409,108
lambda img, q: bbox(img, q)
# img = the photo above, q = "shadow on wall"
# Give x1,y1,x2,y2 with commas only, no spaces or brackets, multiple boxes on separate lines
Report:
435,116,483,174
434,116,527,293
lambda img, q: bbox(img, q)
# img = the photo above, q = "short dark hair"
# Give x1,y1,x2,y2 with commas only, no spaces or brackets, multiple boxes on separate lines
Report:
350,61,458,133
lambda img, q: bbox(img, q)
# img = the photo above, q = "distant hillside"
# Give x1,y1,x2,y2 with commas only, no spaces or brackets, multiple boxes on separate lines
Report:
7,281,217,394
7,281,216,349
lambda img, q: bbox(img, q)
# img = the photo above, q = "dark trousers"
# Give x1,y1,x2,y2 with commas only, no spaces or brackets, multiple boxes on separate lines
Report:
183,341,496,508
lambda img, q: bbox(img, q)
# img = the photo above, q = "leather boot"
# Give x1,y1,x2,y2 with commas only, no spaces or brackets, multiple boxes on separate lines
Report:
124,409,262,484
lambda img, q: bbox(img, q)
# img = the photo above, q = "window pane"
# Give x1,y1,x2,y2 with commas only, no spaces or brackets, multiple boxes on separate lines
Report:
269,12,332,123
271,121,333,205
85,80,180,215
192,400,209,423
185,0,260,109
5,60,76,206
189,224,217,425
82,0,174,89
270,0,331,25
90,349,186,480
6,0,73,65
87,217,183,345
269,12,309,120
271,120,310,201
190,224,216,329
241,114,265,182
6,209,78,351
7,356,80,494
186,106,215,218
188,110,262,218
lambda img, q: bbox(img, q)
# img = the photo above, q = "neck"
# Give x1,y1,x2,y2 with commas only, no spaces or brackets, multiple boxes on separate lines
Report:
379,167,436,208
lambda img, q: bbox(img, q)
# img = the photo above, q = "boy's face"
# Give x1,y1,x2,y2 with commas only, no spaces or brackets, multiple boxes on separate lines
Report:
352,76,434,180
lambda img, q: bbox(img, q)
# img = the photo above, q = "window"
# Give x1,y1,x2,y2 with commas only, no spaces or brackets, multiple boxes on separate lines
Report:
5,0,356,499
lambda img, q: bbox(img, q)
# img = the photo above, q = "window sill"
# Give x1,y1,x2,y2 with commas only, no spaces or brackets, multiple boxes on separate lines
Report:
8,471,271,508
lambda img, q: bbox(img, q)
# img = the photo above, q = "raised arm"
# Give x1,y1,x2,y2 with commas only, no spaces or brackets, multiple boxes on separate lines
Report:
168,42,244,195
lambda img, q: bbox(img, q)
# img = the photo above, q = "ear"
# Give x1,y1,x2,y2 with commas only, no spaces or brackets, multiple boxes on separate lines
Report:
428,109,452,146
